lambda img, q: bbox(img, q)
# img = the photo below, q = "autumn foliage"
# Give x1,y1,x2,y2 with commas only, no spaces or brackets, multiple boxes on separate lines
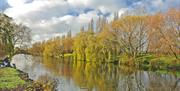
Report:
29,8,180,62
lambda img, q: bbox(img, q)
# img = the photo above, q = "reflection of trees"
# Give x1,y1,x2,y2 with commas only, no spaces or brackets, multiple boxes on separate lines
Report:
71,62,138,91
118,66,137,91
146,71,180,91
38,57,179,91
172,78,180,91
42,57,73,78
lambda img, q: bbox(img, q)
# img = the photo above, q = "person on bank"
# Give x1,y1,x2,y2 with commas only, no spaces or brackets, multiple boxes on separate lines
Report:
0,56,11,67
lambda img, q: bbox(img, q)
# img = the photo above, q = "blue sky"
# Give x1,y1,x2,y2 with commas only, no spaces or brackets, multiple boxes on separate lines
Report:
0,0,180,42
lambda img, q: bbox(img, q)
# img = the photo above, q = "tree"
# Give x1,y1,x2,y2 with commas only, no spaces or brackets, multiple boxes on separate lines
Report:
112,15,148,58
0,13,31,59
96,17,107,33
88,19,94,33
63,34,74,53
147,10,180,59
29,8,180,62
114,12,119,21
29,42,45,56
73,30,88,61
85,31,97,61
97,24,119,61
67,30,72,38
165,9,180,59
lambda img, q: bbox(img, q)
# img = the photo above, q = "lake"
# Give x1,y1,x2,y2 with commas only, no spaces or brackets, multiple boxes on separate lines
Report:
12,54,180,91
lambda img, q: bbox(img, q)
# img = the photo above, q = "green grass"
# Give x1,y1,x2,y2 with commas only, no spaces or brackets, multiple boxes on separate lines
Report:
64,53,74,57
119,54,130,63
53,53,74,58
156,70,180,77
136,54,155,60
119,54,180,70
0,67,26,89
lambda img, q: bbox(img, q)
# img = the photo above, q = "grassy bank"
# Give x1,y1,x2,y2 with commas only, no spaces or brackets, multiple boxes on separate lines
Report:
0,67,26,90
156,70,180,77
119,54,180,71
0,67,56,91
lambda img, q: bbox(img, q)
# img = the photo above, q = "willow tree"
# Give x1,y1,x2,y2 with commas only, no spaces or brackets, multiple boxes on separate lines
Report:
73,30,89,61
97,24,119,62
0,13,31,59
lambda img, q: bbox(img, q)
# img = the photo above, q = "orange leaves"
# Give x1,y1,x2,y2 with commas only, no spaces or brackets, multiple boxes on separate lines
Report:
111,8,179,56
147,13,165,31
167,8,180,22
147,9,180,55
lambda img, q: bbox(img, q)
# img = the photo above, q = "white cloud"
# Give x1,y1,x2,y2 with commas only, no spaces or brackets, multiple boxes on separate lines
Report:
98,6,110,14
152,0,163,7
107,8,128,22
7,0,26,7
33,33,66,43
2,0,133,42
5,1,44,18
4,0,180,42
5,0,67,18
67,0,90,6
5,0,100,34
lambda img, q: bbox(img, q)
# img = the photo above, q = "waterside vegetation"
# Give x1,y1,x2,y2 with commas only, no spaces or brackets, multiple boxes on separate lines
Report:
28,9,180,70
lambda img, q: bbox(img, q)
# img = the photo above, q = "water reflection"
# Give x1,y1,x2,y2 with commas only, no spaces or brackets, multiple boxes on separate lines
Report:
12,54,180,91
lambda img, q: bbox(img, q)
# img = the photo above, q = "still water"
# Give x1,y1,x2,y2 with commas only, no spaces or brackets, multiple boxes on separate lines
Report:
12,54,180,91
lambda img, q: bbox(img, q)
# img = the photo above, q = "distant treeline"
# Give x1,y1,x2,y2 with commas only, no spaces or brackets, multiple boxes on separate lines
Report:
28,8,180,62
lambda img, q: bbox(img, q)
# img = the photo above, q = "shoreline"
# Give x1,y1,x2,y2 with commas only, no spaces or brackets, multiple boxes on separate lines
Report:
0,67,44,91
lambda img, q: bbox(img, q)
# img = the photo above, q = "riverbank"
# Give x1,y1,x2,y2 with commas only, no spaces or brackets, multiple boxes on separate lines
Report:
0,67,47,91
0,67,26,90
51,53,180,71
119,54,180,71
11,54,180,91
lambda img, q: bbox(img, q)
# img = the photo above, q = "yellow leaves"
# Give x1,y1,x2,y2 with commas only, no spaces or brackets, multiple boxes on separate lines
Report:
111,20,120,30
167,8,180,21
43,42,55,57
112,15,148,32
30,34,74,58
62,37,74,53
98,27,112,39
73,31,89,60
43,37,74,57
30,8,180,59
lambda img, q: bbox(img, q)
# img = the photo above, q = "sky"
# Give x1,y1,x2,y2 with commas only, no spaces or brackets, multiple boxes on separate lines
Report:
0,0,180,42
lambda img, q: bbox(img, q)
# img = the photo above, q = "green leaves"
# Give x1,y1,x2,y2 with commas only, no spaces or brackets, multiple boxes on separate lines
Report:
0,13,31,58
